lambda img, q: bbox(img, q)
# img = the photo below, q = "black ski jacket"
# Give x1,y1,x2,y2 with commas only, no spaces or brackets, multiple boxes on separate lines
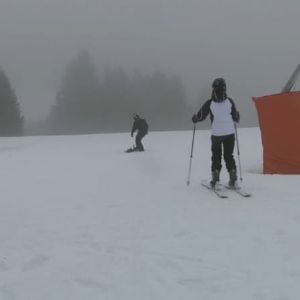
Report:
196,97,240,123
131,118,148,136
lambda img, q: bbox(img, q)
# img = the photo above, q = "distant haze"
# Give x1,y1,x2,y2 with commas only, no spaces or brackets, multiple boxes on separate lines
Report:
1,0,300,125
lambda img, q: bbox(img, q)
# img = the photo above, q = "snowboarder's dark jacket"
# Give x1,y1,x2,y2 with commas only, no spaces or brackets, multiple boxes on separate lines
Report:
131,118,148,136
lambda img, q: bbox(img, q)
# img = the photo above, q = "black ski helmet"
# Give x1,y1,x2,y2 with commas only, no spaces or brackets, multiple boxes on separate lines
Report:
212,78,227,102
212,78,226,91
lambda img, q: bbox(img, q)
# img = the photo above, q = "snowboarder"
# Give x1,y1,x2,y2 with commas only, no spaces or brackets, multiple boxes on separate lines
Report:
192,78,240,188
126,114,148,152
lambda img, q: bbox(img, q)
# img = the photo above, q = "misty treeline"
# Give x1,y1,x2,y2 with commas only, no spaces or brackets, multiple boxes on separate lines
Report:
45,51,191,135
1,50,195,137
0,68,23,136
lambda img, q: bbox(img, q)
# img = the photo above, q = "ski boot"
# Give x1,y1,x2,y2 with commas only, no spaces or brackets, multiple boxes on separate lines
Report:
228,169,237,188
210,170,220,188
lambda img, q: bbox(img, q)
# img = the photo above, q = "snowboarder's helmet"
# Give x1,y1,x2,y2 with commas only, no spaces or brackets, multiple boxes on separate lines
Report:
133,113,140,120
212,78,226,91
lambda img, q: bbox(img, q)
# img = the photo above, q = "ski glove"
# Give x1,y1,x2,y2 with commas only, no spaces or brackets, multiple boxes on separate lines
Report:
233,111,240,123
192,114,198,124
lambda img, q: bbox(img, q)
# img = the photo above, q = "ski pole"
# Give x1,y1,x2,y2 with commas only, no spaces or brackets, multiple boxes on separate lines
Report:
234,123,243,182
187,125,196,186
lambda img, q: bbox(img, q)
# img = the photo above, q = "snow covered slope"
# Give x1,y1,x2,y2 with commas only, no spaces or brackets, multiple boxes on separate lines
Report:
0,128,299,300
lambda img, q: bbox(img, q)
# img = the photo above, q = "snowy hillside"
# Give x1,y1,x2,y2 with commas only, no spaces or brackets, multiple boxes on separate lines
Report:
0,127,300,300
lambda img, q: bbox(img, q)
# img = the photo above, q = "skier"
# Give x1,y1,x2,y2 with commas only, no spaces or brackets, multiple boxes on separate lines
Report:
127,114,148,152
192,78,240,188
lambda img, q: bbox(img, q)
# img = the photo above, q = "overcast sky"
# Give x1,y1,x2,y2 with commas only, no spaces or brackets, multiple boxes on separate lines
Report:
1,0,300,123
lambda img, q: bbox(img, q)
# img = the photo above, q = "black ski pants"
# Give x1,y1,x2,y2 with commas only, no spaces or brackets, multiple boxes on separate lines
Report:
211,134,236,172
135,131,147,151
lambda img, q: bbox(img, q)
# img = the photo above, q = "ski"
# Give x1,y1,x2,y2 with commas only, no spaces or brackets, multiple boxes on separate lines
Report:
222,184,252,197
201,180,228,199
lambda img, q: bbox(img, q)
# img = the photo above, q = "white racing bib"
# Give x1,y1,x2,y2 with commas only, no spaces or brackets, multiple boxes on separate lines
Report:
210,99,235,136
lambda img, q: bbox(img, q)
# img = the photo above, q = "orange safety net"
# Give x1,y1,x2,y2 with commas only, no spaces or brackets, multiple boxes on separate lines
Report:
253,91,300,174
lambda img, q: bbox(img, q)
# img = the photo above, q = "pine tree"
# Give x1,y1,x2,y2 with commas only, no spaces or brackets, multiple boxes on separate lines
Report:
48,51,100,134
0,68,23,136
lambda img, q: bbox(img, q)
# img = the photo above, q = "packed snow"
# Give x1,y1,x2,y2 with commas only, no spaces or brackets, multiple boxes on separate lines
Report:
0,127,299,300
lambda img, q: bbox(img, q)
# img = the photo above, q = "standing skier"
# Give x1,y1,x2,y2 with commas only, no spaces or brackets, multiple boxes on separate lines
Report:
128,114,148,152
192,78,240,188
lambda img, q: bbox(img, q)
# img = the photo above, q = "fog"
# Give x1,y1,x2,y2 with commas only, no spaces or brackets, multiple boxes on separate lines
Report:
1,0,300,126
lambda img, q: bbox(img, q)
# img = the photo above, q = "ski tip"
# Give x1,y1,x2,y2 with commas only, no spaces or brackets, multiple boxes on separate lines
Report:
224,184,252,197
